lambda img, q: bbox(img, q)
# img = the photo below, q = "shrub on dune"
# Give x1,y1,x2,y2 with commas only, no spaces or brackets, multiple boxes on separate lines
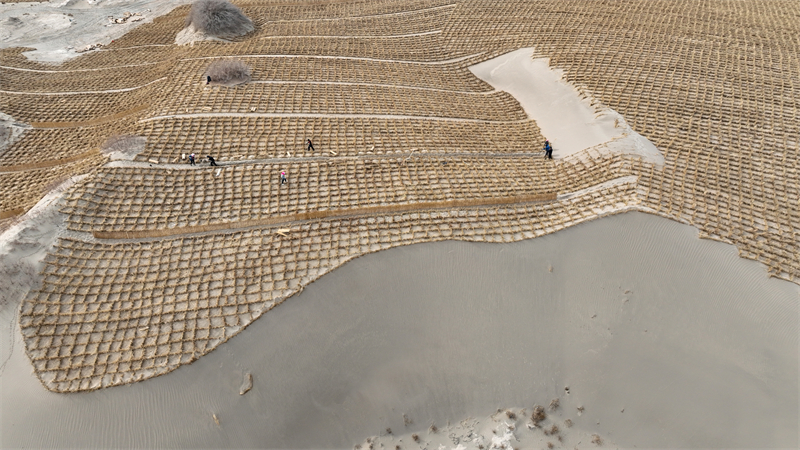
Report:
186,0,254,38
204,59,252,85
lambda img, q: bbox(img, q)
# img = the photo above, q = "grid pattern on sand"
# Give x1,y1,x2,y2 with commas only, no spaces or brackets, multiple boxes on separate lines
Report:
180,33,463,62
442,0,800,281
63,151,632,233
174,57,492,93
0,61,174,93
235,0,454,22
254,3,454,37
104,6,191,49
0,154,106,215
148,83,525,120
0,82,164,124
22,180,640,392
135,117,543,162
0,123,135,167
0,45,178,71
9,0,800,393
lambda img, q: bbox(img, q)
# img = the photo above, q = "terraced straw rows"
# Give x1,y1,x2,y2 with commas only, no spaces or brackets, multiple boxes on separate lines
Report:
63,151,633,234
0,128,103,167
256,4,453,37
0,154,106,217
441,0,800,281
149,83,524,120
135,117,543,162
22,179,640,392
181,33,463,61
173,57,491,92
0,82,165,124
0,61,174,93
9,0,800,394
235,0,454,22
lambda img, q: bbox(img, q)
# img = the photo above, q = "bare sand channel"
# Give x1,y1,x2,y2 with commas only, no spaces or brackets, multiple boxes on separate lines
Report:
1,211,797,448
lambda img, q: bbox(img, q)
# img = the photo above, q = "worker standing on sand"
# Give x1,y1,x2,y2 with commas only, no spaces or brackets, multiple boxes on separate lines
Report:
207,155,217,166
307,139,315,152
544,140,553,159
280,171,287,184
189,153,196,166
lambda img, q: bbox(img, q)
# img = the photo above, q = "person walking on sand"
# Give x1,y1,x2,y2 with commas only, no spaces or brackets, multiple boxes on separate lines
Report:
307,139,315,152
207,155,217,166
543,140,553,159
280,171,287,185
189,153,196,166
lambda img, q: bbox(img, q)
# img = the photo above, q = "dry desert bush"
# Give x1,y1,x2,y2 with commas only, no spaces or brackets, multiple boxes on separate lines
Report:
204,59,252,85
531,405,546,424
186,0,254,37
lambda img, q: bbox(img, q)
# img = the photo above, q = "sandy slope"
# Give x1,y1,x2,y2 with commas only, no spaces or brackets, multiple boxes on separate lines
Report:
470,48,664,165
0,0,192,63
1,212,796,448
0,3,795,448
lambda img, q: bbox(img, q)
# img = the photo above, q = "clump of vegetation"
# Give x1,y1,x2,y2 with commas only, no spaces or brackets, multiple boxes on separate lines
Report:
505,410,517,420
591,434,603,445
549,398,560,411
411,433,420,443
564,418,573,428
186,0,254,37
204,59,251,85
531,405,546,424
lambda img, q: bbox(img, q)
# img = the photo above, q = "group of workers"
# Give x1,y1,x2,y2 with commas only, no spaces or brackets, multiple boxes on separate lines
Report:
183,139,317,185
183,138,552,185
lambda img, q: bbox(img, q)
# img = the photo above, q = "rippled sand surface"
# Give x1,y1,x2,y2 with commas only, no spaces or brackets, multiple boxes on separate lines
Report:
1,212,797,448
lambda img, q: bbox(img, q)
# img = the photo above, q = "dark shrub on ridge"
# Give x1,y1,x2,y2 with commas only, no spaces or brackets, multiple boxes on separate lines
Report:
186,0,254,37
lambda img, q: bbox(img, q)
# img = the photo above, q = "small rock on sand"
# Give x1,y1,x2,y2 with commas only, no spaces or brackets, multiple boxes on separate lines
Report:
239,372,252,395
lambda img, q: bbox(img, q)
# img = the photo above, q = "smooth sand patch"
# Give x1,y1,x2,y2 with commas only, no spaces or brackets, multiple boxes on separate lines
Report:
470,48,664,165
1,212,796,448
0,0,193,63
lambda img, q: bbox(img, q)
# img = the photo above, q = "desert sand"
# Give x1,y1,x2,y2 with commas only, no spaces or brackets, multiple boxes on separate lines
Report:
1,212,797,448
0,0,193,63
1,1,799,448
469,48,663,165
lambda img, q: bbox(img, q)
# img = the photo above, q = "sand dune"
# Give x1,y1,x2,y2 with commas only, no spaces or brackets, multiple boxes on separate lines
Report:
1,212,796,448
